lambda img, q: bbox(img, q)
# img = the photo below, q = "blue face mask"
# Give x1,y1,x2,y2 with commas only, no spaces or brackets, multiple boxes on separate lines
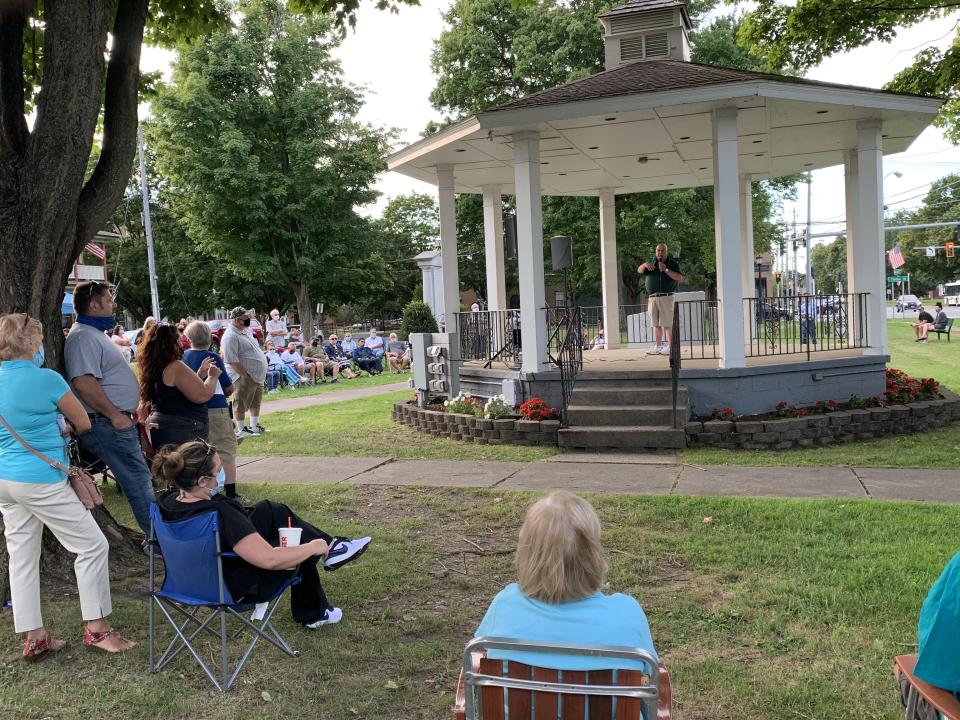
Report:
208,467,226,495
77,315,117,333
32,345,45,367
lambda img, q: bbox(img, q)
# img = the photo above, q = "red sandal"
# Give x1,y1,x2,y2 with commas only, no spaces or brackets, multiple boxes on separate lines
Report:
83,626,137,653
22,634,67,662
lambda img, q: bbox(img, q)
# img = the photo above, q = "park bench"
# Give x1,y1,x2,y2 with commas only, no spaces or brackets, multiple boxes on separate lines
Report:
933,318,954,341
893,654,960,720
453,637,672,720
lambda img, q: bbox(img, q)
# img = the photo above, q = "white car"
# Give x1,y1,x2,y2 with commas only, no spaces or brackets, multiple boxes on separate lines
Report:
946,294,960,307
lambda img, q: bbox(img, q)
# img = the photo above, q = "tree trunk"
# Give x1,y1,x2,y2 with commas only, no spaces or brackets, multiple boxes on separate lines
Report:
295,282,314,342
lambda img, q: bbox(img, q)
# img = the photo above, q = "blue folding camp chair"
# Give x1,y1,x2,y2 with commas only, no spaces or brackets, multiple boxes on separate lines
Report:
147,504,300,691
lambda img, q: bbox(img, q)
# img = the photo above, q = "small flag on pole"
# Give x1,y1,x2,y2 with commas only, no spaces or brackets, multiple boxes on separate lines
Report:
888,244,905,270
926,246,936,257
84,242,106,260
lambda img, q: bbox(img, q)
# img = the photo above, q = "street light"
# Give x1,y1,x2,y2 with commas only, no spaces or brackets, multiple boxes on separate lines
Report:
885,171,903,180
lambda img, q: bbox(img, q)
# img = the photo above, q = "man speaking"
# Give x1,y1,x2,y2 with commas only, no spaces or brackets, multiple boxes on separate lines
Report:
637,244,686,355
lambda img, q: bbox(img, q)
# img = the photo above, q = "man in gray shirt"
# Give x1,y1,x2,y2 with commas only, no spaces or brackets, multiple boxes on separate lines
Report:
64,281,155,535
222,306,268,437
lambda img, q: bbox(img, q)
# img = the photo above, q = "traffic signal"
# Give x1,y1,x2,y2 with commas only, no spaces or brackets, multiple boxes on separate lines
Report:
947,241,956,259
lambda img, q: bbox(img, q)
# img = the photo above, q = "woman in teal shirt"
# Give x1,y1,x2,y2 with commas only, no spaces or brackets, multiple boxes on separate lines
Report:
915,551,960,699
0,313,135,659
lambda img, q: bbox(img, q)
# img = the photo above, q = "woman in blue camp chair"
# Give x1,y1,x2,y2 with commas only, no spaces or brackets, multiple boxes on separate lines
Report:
153,441,371,629
913,551,960,701
475,490,657,671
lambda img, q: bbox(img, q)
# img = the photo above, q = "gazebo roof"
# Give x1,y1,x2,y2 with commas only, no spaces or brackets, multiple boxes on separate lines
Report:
387,59,941,197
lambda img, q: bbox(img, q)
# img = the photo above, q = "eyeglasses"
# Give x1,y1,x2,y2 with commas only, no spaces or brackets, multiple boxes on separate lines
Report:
76,281,117,303
189,439,218,480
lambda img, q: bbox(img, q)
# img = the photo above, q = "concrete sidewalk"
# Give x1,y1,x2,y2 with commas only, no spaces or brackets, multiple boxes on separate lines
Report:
260,381,408,413
235,453,960,503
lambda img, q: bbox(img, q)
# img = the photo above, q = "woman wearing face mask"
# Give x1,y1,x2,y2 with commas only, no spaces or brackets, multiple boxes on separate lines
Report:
139,324,221,451
340,333,358,357
0,313,137,659
153,441,372,629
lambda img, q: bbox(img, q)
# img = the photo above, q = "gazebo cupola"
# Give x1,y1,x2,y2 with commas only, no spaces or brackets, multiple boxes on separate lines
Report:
599,0,692,69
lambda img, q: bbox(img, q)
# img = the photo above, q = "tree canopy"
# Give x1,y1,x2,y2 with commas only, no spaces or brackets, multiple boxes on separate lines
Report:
148,0,390,338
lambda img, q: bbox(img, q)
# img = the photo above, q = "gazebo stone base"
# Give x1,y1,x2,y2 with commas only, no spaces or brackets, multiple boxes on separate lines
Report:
687,392,960,450
391,403,560,447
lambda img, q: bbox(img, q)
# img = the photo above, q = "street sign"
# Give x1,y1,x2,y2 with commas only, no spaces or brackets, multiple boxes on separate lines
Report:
887,275,909,282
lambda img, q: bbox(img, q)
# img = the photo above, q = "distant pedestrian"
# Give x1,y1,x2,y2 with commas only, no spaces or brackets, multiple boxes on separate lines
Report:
637,243,685,355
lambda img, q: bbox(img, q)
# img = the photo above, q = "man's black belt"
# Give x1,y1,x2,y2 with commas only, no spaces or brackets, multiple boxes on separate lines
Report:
88,410,135,419
649,292,674,297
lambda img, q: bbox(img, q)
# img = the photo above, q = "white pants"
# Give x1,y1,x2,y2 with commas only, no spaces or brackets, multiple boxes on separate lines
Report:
0,479,112,633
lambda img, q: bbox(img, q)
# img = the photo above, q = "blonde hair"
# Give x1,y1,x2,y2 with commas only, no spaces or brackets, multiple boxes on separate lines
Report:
0,313,43,361
516,491,607,604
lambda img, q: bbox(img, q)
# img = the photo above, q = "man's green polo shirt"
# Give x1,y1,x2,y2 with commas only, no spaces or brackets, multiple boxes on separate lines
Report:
643,256,681,295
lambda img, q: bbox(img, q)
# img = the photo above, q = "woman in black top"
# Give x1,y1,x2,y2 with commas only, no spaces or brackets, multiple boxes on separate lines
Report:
153,441,371,628
139,324,220,450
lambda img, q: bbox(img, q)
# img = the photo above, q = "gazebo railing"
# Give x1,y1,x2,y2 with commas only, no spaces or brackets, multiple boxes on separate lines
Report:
580,301,719,358
456,309,522,369
546,306,583,424
744,293,869,359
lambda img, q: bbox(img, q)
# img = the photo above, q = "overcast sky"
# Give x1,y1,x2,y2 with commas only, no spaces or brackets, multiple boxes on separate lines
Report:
141,1,960,272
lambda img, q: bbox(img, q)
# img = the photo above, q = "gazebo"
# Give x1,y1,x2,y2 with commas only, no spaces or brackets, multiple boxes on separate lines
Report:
387,0,941,443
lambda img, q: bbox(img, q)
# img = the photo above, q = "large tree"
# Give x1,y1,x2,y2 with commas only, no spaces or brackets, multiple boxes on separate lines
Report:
149,0,391,340
0,0,413,366
739,0,960,141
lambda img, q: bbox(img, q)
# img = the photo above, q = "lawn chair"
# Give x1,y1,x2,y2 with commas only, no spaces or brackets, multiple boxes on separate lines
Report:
147,504,300,691
933,318,954,341
894,654,960,720
453,637,672,720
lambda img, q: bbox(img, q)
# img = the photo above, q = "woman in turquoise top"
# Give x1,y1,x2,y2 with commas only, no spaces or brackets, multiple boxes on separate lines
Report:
0,313,135,660
915,551,960,699
475,490,657,671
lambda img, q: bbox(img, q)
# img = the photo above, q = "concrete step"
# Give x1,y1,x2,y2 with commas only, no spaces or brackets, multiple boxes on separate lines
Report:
566,405,687,427
557,426,687,450
570,386,687,406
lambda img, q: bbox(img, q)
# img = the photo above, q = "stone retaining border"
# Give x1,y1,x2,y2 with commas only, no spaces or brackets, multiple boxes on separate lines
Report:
392,402,560,447
686,391,960,450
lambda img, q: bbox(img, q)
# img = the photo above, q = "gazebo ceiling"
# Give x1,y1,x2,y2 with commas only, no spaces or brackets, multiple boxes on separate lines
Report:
387,60,941,197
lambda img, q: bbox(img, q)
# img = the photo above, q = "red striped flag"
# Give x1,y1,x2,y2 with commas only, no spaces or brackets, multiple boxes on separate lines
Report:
85,242,106,260
888,244,905,270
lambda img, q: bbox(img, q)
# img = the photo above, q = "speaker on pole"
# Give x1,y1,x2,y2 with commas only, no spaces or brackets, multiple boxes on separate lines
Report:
550,235,572,271
504,214,517,258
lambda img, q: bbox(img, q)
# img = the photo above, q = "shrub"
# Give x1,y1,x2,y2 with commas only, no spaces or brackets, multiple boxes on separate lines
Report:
444,392,481,415
519,397,559,421
399,300,439,339
814,399,839,414
774,401,797,418
484,394,511,420
885,368,940,405
710,407,736,421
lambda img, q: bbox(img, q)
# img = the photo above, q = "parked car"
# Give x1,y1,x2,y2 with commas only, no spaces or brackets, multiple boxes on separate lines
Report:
945,294,960,307
755,301,791,321
895,294,919,312
206,319,264,353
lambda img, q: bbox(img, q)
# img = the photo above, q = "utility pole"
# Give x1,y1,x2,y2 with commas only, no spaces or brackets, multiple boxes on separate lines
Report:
805,172,813,294
791,208,797,295
138,125,161,320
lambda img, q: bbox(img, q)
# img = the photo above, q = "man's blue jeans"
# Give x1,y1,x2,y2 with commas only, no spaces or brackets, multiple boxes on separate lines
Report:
78,417,156,535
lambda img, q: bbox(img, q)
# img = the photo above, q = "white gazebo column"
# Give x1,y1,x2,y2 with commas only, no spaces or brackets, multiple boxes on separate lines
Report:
513,131,549,372
853,120,888,355
482,185,507,311
712,107,746,368
437,164,460,332
738,175,755,345
843,150,863,344
598,188,621,349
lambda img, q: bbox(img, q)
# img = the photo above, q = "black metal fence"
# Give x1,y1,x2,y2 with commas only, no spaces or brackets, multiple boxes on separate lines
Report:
674,299,720,359
744,293,869,359
546,306,583,425
456,309,522,369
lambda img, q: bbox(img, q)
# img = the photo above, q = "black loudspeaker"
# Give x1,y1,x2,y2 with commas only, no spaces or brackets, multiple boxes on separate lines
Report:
504,214,517,258
550,235,572,270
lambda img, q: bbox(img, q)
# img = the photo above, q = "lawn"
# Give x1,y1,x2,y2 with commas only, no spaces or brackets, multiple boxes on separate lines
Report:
249,390,558,462
261,370,406,403
3,483,955,720
683,318,959,468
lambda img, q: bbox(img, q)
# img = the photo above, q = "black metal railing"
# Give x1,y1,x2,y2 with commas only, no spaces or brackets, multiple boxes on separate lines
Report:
674,299,720,360
744,293,869,359
546,306,583,425
456,309,522,369
579,304,649,347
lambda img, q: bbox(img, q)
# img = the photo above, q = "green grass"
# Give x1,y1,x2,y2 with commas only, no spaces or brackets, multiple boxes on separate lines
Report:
5,484,957,719
261,369,406,403
247,390,557,462
683,318,960,468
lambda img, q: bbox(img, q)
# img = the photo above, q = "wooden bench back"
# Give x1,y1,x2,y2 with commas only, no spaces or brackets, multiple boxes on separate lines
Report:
894,654,960,720
470,657,670,720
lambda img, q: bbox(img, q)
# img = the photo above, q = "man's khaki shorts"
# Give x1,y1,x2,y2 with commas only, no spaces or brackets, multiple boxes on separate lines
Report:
649,294,675,328
207,407,237,467
234,375,263,416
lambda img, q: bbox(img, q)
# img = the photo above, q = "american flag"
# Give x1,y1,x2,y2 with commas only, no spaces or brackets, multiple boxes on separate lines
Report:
888,244,905,270
84,242,106,260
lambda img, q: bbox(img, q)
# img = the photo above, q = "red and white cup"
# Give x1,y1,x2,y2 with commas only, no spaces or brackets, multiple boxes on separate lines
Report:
278,527,302,547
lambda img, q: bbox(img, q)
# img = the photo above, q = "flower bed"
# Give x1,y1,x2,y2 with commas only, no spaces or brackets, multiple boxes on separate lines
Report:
392,401,560,446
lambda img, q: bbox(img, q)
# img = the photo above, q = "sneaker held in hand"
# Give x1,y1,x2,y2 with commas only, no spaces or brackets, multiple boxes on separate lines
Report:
324,536,371,571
